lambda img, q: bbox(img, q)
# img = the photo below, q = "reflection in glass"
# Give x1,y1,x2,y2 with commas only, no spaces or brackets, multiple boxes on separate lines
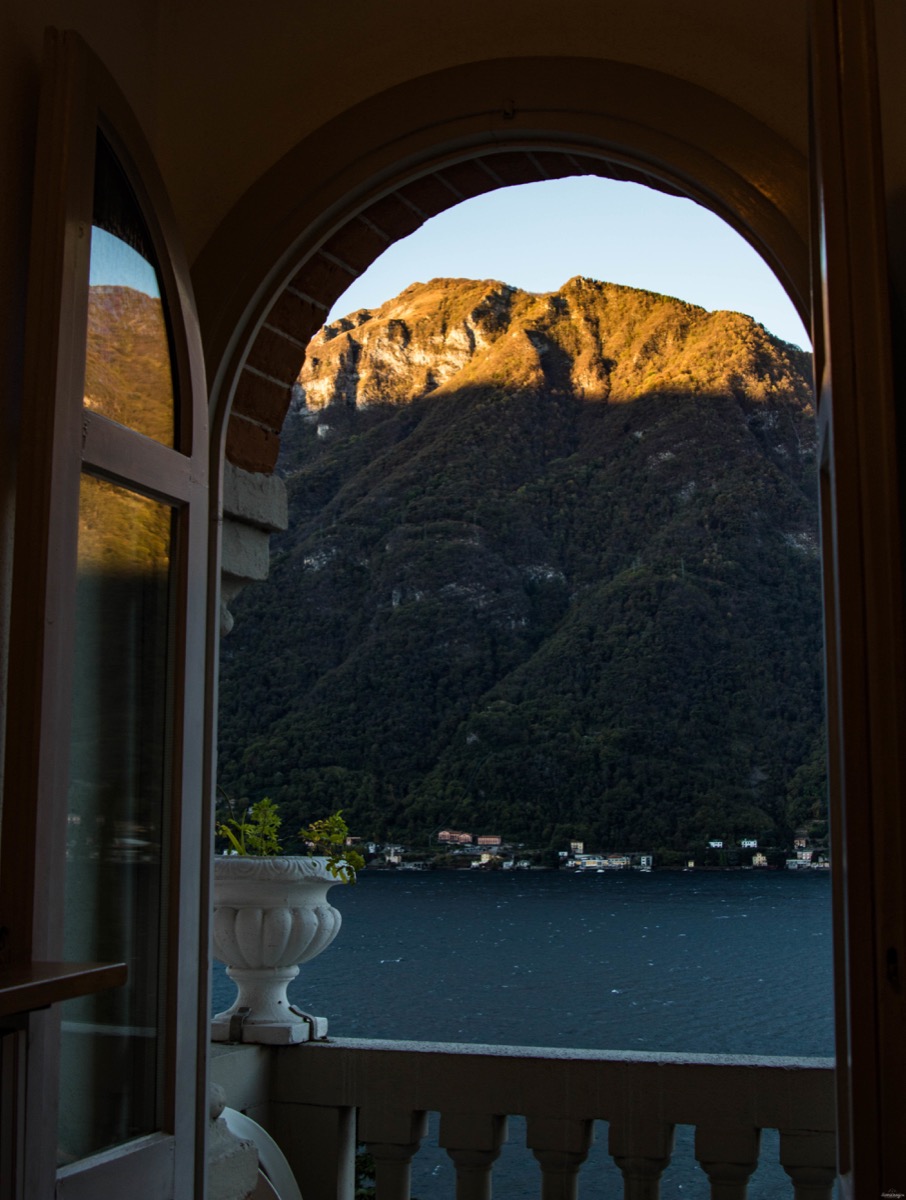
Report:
85,135,175,445
57,474,173,1164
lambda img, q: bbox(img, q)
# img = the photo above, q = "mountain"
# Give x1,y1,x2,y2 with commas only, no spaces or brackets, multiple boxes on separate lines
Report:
217,276,824,853
85,284,174,446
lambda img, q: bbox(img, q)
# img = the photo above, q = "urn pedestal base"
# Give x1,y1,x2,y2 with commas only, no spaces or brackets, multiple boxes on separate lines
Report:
211,1012,327,1044
212,965,329,1044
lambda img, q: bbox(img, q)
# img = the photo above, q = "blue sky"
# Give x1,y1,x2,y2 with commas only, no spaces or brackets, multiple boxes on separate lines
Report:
89,227,160,298
328,177,809,349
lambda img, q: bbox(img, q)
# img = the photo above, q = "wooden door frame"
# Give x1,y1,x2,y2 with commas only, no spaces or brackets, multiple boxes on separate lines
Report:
0,29,209,1200
810,0,906,1193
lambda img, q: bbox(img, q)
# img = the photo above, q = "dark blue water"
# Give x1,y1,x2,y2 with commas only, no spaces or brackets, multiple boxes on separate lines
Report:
214,869,834,1197
215,867,833,1055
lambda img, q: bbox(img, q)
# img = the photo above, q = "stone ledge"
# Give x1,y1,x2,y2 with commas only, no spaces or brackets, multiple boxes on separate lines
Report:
221,523,271,585
224,462,288,533
220,464,288,635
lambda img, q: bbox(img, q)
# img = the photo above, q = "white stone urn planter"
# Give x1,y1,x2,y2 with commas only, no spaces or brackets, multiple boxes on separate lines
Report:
212,855,344,1044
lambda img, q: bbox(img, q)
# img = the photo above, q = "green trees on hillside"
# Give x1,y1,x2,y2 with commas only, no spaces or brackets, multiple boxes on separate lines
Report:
218,279,824,851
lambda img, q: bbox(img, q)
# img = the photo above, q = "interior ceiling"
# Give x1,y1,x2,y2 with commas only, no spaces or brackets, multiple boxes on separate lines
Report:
153,0,809,262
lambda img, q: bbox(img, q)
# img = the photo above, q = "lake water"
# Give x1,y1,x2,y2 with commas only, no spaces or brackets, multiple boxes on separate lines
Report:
213,868,834,1196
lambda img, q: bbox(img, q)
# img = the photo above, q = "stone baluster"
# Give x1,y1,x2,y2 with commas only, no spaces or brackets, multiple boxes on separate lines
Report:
608,1120,675,1200
207,1084,260,1200
526,1116,594,1200
267,1101,356,1200
779,1130,838,1200
694,1126,761,1200
439,1112,508,1200
358,1108,429,1200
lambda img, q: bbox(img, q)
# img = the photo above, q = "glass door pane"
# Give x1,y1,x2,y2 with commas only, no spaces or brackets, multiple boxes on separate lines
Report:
57,474,174,1164
86,134,176,446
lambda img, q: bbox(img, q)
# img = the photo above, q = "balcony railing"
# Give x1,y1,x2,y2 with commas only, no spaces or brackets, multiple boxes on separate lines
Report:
210,1038,836,1200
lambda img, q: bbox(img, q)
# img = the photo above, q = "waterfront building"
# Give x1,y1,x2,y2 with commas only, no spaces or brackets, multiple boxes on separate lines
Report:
437,830,474,846
572,854,606,870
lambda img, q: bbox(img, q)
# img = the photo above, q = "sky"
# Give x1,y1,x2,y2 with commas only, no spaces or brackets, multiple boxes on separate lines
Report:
327,177,810,349
88,176,809,349
89,227,160,298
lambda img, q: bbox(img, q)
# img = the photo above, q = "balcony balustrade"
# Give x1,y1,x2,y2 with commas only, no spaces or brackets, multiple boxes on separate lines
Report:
210,1039,836,1200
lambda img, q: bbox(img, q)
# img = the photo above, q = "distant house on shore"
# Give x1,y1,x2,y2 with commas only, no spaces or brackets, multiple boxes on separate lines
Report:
437,829,473,845
571,852,631,870
477,835,502,848
571,854,605,869
787,851,824,869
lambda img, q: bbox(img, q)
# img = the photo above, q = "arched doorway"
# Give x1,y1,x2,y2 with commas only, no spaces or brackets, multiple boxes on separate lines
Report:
199,27,906,1191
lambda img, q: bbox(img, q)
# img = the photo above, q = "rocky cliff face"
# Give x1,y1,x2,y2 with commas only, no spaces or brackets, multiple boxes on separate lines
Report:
220,277,822,852
295,276,812,416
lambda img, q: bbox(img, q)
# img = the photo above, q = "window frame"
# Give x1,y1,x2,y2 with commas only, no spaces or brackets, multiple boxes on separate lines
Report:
809,0,906,1191
0,29,209,1200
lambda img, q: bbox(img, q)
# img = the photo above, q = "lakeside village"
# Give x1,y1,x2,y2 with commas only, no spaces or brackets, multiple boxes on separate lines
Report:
348,828,831,873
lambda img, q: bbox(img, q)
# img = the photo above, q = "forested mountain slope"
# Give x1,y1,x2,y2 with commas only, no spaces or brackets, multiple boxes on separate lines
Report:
218,277,823,851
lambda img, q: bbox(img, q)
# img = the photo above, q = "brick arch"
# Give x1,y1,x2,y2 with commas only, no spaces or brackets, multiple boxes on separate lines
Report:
228,153,684,474
197,58,809,478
